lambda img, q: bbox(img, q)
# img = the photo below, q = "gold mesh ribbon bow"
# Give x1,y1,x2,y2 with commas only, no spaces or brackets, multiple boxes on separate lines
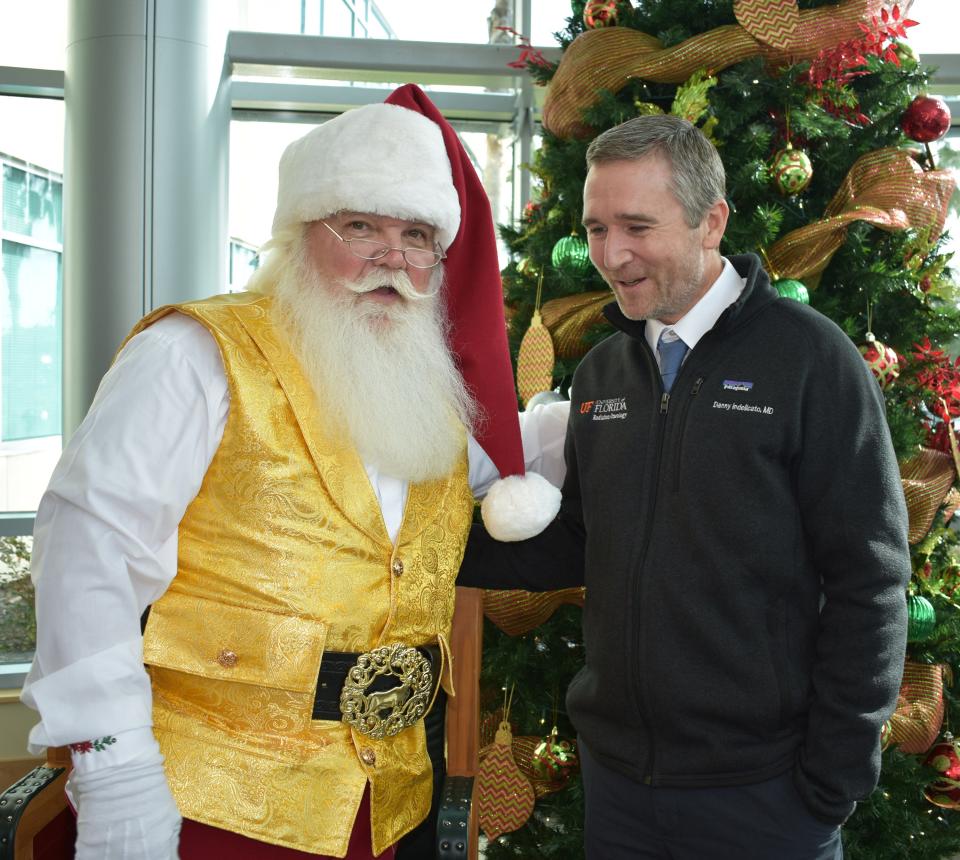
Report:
484,588,586,636
901,448,958,545
889,661,945,755
542,0,883,138
540,291,611,359
765,148,955,281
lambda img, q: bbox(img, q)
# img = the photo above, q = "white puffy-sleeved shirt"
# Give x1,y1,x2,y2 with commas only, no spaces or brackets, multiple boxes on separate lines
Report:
21,313,570,771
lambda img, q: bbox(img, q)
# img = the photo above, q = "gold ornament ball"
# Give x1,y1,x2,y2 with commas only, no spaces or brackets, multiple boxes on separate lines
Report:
584,0,619,29
771,145,813,196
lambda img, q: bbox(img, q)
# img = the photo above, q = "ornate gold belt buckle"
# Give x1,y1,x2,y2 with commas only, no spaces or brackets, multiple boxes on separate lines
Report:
339,644,434,739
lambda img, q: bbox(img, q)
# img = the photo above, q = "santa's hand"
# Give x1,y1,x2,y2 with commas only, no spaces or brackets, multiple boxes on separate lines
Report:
68,746,181,860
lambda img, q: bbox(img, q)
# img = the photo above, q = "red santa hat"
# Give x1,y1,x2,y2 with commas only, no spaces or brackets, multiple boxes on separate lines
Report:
272,84,560,541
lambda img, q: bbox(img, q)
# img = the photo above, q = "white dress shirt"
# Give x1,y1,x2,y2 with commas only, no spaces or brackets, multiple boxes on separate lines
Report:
645,257,746,368
21,312,570,769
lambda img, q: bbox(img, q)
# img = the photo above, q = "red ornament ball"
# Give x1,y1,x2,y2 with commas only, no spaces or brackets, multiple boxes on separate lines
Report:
900,95,951,143
924,736,960,810
858,333,900,390
584,0,619,29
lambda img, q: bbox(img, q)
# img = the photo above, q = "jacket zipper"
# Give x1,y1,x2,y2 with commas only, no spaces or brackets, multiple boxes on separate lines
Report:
634,372,702,782
673,377,704,491
630,356,670,785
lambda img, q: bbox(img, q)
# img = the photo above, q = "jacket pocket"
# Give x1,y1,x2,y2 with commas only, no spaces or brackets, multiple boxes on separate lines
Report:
143,589,327,693
765,598,793,729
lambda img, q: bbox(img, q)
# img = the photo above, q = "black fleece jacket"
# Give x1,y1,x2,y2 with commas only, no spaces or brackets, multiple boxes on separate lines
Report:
460,253,911,825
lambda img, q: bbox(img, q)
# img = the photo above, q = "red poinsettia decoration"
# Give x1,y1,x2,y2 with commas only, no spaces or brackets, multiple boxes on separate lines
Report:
497,26,553,74
912,337,960,453
805,4,918,126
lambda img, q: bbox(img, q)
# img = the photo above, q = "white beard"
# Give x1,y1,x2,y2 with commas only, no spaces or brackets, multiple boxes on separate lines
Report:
268,246,477,483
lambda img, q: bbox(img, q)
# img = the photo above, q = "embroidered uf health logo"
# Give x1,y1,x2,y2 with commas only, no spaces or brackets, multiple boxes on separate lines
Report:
580,400,595,414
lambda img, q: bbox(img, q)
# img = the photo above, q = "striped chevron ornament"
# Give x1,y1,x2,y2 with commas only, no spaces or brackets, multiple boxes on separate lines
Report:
477,719,536,840
733,0,800,49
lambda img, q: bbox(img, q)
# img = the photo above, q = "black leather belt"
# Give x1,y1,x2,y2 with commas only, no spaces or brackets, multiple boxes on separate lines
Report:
312,645,441,722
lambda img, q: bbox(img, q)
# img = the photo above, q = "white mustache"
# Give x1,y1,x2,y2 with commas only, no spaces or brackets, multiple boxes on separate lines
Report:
342,268,438,301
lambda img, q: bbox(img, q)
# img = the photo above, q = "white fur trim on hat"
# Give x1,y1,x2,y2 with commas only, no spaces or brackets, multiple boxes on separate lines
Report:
480,472,563,542
272,102,461,249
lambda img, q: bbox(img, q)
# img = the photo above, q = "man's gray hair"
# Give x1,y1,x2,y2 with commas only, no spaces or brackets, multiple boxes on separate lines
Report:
585,114,726,228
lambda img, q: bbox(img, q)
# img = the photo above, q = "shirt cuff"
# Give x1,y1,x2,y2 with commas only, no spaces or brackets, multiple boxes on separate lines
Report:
69,726,159,775
21,639,154,754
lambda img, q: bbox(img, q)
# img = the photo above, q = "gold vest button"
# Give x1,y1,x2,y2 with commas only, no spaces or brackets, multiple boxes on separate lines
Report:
391,558,404,577
360,747,377,766
217,649,238,668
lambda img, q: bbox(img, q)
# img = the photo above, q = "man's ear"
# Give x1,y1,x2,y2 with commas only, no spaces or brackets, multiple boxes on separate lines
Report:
701,198,729,251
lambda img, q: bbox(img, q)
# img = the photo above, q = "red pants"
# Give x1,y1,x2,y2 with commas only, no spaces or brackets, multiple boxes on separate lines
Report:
178,787,395,860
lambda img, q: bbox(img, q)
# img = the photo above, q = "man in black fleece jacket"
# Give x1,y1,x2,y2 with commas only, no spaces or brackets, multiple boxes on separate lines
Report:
459,114,911,859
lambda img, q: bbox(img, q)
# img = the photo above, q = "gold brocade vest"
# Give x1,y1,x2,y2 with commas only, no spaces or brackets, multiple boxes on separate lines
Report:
131,292,474,857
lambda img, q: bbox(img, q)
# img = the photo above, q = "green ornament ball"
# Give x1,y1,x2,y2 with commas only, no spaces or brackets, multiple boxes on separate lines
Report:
773,279,809,304
907,594,936,642
551,234,591,274
771,145,813,195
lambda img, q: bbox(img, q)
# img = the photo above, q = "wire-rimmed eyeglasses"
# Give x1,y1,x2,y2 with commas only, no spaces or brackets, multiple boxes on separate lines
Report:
321,221,446,269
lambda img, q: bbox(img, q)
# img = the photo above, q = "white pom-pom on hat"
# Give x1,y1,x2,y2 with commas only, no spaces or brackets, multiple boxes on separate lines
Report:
481,472,562,542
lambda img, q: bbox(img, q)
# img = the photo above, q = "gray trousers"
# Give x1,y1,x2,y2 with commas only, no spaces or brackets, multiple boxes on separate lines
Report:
580,741,843,860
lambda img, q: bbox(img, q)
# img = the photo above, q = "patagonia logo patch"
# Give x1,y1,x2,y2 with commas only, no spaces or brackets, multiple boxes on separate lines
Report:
722,380,754,392
579,397,628,421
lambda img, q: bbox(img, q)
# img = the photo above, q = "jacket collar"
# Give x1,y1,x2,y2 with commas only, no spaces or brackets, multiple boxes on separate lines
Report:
601,253,777,341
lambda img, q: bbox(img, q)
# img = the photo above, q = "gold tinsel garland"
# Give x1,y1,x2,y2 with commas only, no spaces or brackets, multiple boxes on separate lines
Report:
765,148,955,282
542,0,884,138
901,448,958,546
484,587,586,637
889,661,946,755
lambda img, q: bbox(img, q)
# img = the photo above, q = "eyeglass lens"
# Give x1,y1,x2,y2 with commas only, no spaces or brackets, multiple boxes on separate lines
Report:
348,239,442,268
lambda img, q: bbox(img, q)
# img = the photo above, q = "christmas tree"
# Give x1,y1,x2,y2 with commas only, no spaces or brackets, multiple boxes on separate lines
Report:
475,1,960,858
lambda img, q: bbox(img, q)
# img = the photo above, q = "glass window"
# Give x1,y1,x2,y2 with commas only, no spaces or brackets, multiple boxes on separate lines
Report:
530,0,574,44
933,132,960,265
3,165,62,245
0,0,67,70
2,241,62,445
228,0,303,34
0,535,34,666
323,0,354,37
0,96,65,517
230,120,314,251
368,8,391,39
910,3,960,57
303,1,321,36
229,239,260,292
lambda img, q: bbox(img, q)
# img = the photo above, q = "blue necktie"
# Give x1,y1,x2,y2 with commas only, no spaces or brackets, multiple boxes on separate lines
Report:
658,332,688,393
